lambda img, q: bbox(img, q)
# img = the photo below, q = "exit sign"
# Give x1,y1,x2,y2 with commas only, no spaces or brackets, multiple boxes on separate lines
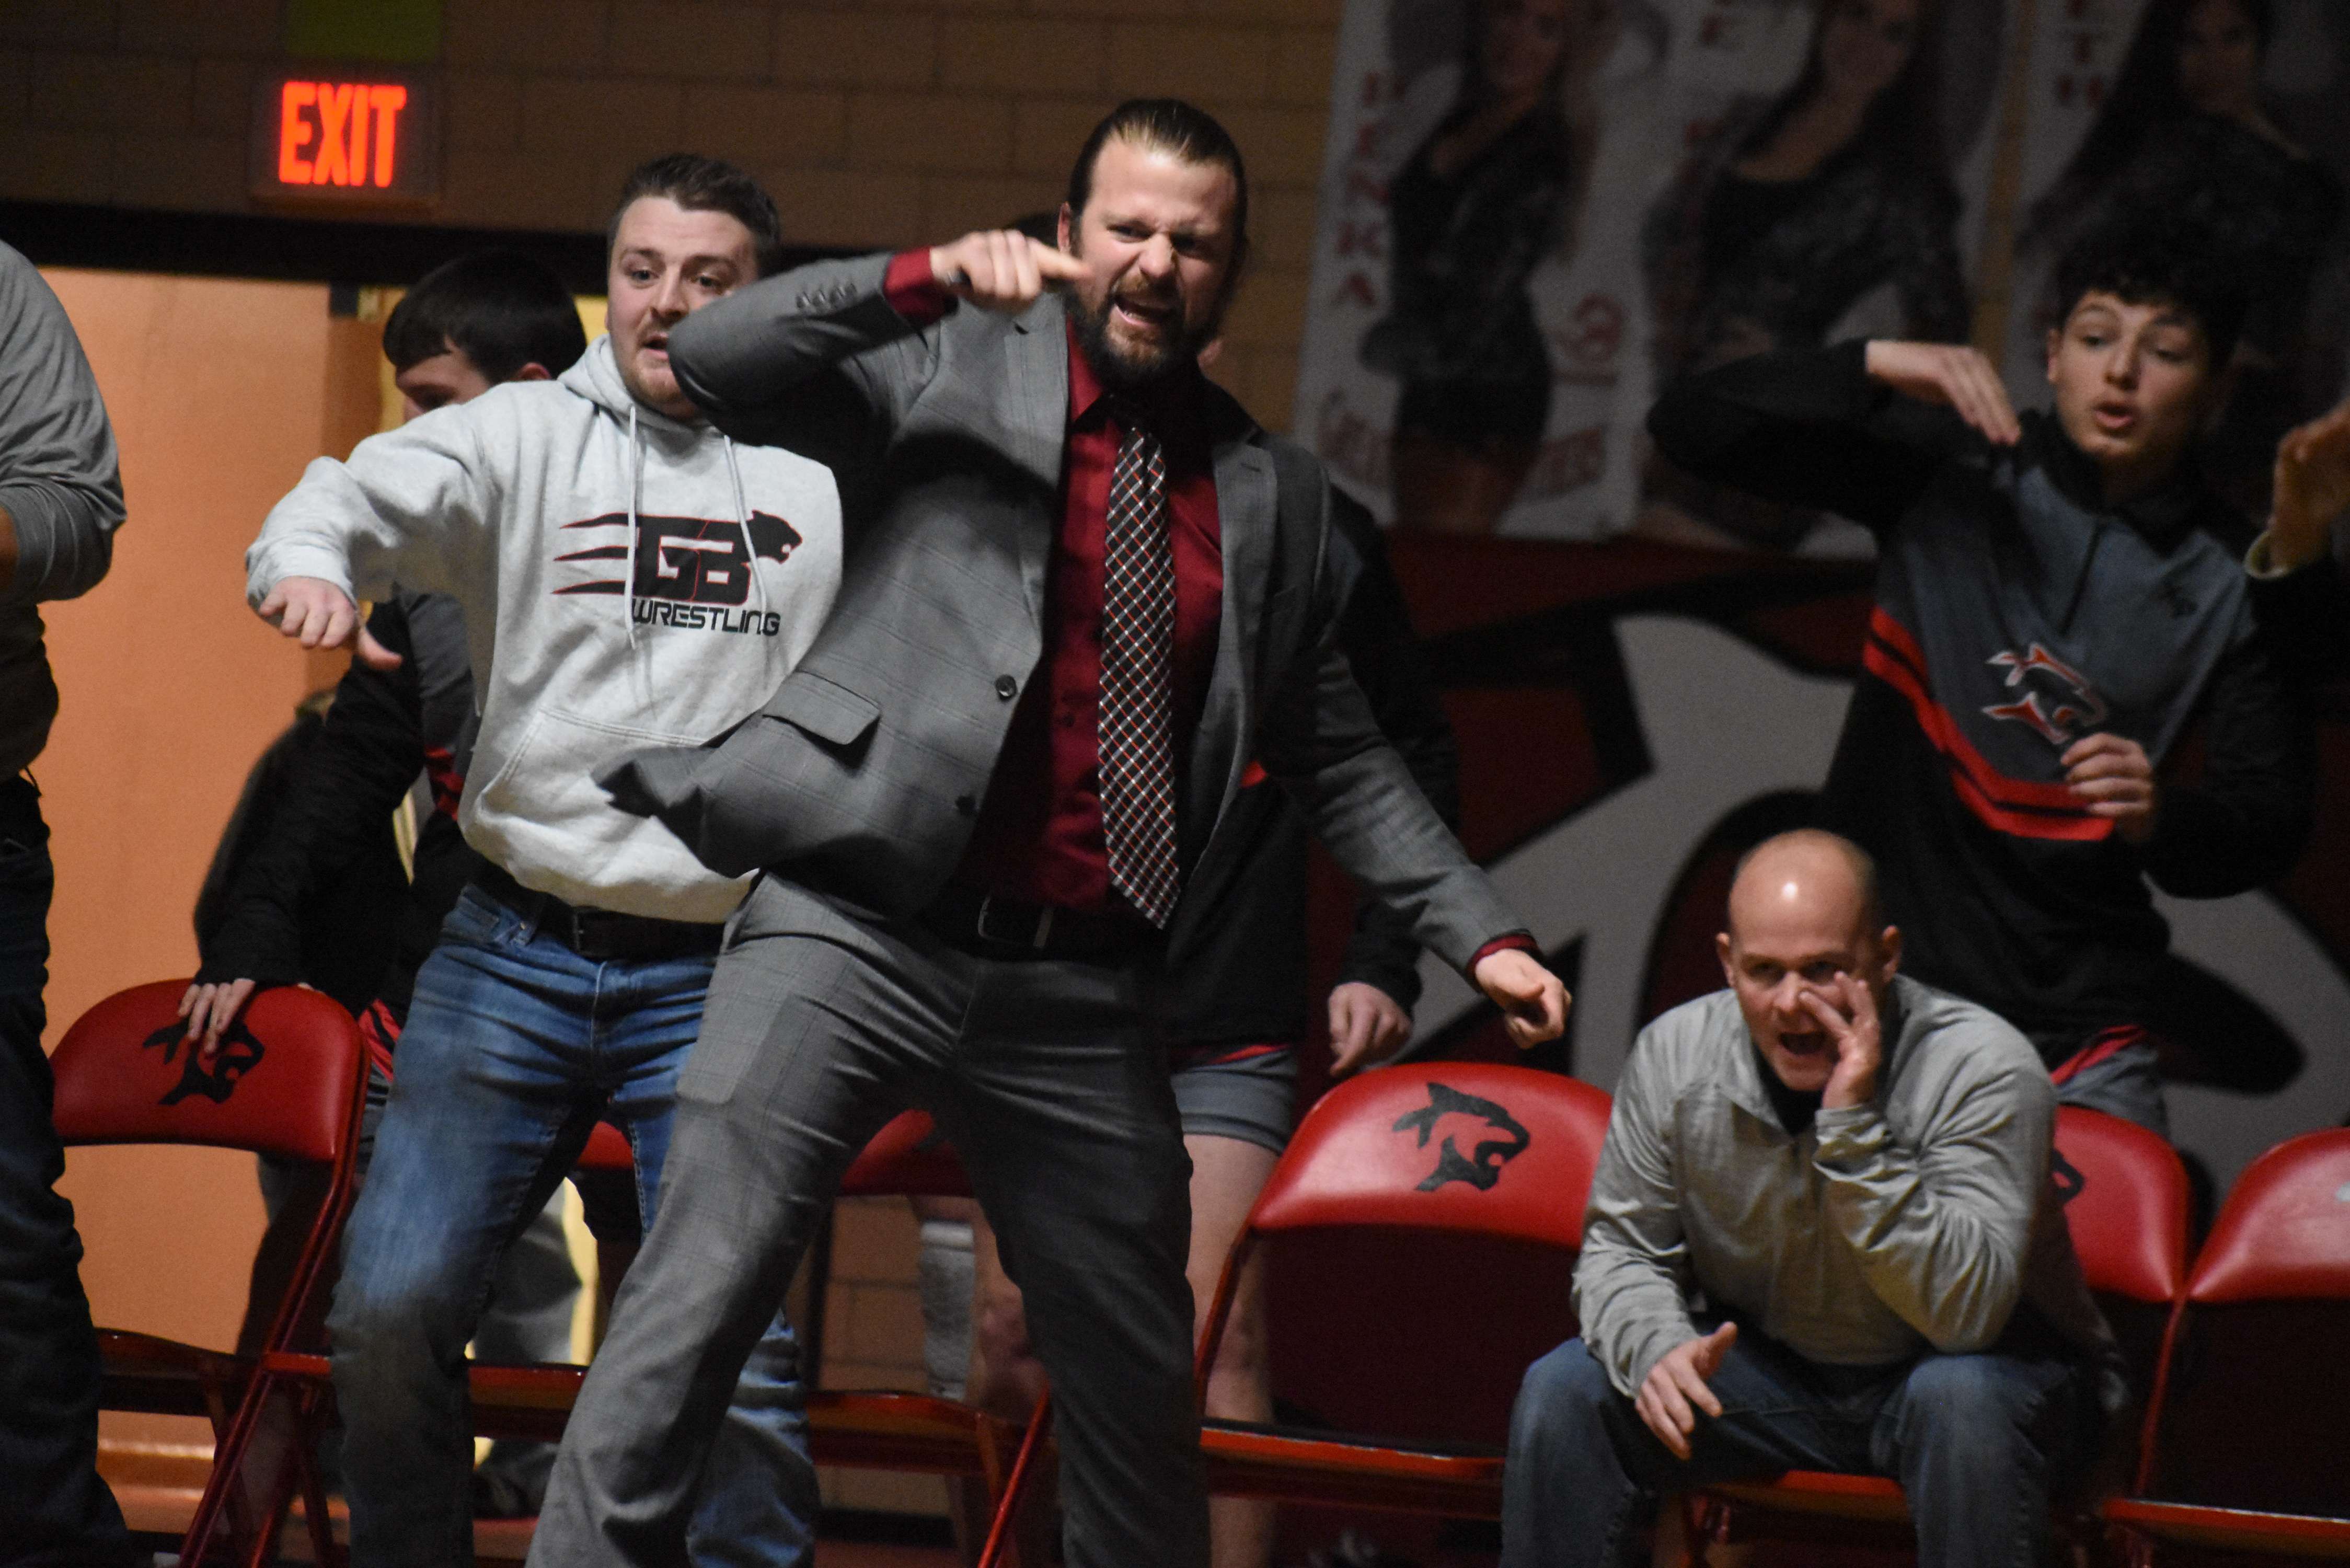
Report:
251,69,437,205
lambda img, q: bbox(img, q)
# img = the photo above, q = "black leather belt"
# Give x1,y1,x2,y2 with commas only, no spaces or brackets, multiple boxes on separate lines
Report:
917,883,1157,964
471,861,723,962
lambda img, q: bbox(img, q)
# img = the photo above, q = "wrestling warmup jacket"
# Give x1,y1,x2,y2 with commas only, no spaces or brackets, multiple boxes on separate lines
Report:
1650,341,2314,1069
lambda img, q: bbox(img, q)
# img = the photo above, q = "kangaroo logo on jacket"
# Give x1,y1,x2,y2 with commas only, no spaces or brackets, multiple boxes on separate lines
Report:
1393,1081,1533,1192
141,1020,266,1106
553,511,802,635
1982,643,2109,747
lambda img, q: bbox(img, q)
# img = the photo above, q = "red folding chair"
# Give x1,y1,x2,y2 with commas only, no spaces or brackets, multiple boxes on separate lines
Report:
1182,1062,1612,1516
983,1064,1612,1546
51,979,368,1568
1689,1105,2192,1559
259,1107,1024,1549
2104,1128,2350,1562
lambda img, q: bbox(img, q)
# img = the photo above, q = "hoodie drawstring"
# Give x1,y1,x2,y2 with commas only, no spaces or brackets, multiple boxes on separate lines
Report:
723,435,771,624
623,403,642,649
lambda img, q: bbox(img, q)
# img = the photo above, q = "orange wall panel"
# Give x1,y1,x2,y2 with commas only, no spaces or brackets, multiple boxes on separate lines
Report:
37,269,339,1440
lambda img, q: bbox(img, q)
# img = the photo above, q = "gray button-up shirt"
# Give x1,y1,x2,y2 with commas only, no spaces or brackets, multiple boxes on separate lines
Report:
1574,975,2123,1412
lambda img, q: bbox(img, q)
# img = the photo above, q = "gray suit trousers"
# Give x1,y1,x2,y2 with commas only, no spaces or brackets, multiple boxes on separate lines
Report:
531,875,1208,1568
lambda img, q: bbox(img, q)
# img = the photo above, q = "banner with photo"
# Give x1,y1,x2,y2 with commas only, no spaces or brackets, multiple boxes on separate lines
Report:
1295,0,2350,546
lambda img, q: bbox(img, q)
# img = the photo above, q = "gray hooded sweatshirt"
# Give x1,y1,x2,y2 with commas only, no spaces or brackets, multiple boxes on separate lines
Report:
246,336,843,923
0,243,125,775
1575,975,2126,1415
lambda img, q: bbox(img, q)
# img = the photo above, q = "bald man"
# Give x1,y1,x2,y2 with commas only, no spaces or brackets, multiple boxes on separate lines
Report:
1501,831,2123,1568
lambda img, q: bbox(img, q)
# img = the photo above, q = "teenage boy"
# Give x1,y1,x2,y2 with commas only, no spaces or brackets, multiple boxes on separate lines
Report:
1648,212,2319,1134
243,157,837,1567
185,249,602,1519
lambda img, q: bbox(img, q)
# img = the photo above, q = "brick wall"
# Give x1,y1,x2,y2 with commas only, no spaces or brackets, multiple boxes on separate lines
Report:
0,0,1342,430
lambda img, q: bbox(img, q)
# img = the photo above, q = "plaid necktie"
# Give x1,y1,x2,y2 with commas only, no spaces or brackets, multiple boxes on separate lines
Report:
1098,398,1181,927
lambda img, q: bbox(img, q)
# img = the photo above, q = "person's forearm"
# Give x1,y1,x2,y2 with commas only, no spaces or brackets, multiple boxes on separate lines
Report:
1646,340,1940,528
1265,644,1519,972
1574,1244,1700,1399
667,252,917,431
1813,1104,2033,1352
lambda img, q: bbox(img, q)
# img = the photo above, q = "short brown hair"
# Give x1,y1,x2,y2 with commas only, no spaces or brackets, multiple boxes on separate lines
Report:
607,154,785,277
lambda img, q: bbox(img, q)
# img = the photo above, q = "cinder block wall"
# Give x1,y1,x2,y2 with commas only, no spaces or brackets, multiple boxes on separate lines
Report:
0,0,1341,429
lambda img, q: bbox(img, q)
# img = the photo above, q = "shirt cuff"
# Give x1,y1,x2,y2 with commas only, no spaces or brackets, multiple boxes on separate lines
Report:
883,249,949,328
1466,932,1538,978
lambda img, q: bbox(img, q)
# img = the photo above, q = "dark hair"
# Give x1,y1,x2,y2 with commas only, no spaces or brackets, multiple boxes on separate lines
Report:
1064,99,1249,251
607,153,785,277
2025,0,2276,248
383,249,587,383
2052,210,2250,366
1737,0,1959,219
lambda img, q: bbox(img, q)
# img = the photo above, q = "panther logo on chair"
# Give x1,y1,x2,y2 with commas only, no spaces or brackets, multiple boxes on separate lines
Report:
1392,1082,1533,1193
2050,1147,2085,1206
140,1020,266,1105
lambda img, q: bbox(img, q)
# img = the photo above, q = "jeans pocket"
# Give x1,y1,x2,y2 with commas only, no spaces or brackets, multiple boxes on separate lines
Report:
441,885,522,949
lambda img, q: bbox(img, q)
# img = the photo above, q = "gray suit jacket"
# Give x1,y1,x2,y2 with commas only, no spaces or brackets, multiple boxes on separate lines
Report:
603,251,1521,970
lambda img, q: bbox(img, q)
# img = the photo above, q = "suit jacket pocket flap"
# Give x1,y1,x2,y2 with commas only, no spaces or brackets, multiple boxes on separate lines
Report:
764,671,880,747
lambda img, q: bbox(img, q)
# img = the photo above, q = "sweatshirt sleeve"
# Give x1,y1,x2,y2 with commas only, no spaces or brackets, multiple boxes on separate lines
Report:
2140,616,2316,898
1572,1030,1700,1398
244,402,498,610
1326,496,1460,1011
0,245,124,605
1810,1043,2052,1354
1645,340,1960,535
197,603,429,989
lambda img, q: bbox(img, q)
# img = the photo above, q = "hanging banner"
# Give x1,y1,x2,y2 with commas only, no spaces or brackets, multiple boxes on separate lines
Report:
1298,0,2350,546
1995,0,2350,520
1297,0,2014,548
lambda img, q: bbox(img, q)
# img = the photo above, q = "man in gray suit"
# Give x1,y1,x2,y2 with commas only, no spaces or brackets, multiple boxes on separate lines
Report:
532,100,1570,1568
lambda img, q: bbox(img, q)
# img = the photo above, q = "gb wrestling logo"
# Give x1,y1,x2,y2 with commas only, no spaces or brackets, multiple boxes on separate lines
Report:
555,511,802,634
141,1020,265,1105
1983,643,2110,747
1393,1082,1533,1193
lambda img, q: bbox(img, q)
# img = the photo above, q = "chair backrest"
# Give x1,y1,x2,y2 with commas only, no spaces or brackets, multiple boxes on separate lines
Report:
2188,1129,2350,1306
1248,1062,1611,1249
2052,1106,2191,1305
579,1121,635,1172
51,981,364,1166
839,1110,971,1198
2138,1131,2350,1514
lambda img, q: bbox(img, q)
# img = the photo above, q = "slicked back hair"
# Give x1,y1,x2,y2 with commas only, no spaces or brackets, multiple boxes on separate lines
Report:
607,153,785,277
1064,99,1249,255
384,249,588,383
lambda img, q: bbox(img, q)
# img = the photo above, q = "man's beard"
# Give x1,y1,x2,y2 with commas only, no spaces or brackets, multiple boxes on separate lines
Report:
1071,283,1224,394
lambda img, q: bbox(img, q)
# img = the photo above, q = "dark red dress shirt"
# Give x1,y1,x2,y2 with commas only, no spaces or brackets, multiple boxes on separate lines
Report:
884,248,1224,916
879,251,1533,975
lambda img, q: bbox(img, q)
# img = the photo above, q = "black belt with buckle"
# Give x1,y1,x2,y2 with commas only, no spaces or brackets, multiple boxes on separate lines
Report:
917,883,1157,964
471,861,723,963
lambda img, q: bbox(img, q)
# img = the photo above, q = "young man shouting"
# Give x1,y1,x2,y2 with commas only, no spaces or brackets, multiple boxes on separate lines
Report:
244,157,836,1568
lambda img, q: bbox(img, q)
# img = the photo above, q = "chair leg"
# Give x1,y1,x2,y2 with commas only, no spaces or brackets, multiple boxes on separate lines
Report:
293,1384,343,1568
976,1397,1055,1568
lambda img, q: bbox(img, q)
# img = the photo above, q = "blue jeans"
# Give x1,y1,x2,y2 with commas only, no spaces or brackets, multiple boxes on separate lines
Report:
1502,1324,2099,1568
0,779,135,1567
327,887,814,1567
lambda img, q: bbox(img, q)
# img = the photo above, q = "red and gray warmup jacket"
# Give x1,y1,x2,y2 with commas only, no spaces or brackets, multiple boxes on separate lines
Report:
1650,341,2315,1070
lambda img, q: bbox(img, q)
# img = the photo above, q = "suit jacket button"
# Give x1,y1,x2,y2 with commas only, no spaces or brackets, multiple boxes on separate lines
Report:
955,793,978,817
994,674,1018,699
